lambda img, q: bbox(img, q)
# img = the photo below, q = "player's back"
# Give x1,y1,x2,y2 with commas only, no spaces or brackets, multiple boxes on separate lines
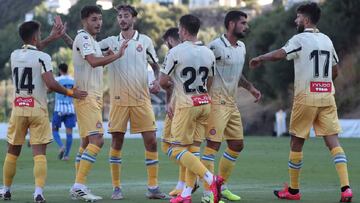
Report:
166,41,215,108
284,29,338,106
10,45,52,116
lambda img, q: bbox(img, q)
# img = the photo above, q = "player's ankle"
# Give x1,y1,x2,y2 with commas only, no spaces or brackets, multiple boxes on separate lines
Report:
341,185,350,192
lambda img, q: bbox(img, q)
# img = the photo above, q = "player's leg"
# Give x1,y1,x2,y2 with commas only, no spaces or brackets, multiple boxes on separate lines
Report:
75,138,88,174
52,112,64,159
316,105,351,202
71,98,103,201
110,132,125,199
274,103,316,200
32,144,47,203
63,113,76,160
1,144,22,200
218,108,244,201
170,105,223,203
29,114,52,203
108,105,129,199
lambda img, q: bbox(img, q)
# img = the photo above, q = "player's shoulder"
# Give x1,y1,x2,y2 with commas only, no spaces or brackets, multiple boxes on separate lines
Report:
208,36,223,49
75,29,91,41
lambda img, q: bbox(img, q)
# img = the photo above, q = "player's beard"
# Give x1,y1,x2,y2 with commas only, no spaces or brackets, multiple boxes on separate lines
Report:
297,24,305,33
233,30,245,39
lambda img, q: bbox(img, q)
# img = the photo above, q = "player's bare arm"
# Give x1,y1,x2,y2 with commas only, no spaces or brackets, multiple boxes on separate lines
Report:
149,63,161,94
62,33,74,48
37,16,65,50
42,71,87,99
85,39,129,67
249,49,287,69
332,64,339,80
238,75,261,102
207,76,213,93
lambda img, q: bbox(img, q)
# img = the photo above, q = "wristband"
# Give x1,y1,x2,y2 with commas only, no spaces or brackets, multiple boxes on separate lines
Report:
66,89,74,96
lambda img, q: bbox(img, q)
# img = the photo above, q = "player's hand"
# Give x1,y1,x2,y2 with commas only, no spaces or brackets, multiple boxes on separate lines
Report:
72,89,88,99
166,103,174,119
249,56,263,69
249,86,261,103
149,79,161,94
49,15,65,40
118,39,129,58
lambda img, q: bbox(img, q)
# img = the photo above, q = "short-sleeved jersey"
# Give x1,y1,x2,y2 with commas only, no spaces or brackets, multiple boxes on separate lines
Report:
99,31,159,106
73,29,103,97
282,28,339,107
54,75,75,114
10,44,53,116
208,34,246,106
161,41,215,108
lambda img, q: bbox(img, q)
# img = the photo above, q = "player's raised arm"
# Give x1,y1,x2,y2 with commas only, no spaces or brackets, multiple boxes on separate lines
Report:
37,15,66,50
84,39,128,67
249,49,287,69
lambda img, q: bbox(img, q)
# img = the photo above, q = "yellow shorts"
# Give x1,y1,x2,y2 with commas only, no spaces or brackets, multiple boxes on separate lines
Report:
7,110,52,145
108,102,156,134
206,105,243,142
74,97,103,138
290,103,341,139
171,104,210,145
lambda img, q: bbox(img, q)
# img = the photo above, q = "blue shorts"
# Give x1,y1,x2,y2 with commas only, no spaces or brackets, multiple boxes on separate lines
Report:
52,112,76,129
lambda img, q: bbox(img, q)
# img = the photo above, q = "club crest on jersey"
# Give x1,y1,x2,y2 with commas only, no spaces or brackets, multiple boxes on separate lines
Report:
83,35,89,40
136,44,143,52
209,129,216,135
96,121,102,129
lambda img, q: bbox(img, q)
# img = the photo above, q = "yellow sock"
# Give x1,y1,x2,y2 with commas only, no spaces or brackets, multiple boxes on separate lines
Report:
171,147,208,178
185,146,200,187
3,153,18,187
331,147,349,187
161,141,170,154
76,144,101,184
288,151,303,189
179,165,186,182
201,147,217,190
33,155,47,188
145,151,159,187
109,148,122,188
219,148,240,183
75,147,84,175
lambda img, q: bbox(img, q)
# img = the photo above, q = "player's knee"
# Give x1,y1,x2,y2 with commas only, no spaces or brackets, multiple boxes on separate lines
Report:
145,139,157,151
206,140,221,151
228,140,244,152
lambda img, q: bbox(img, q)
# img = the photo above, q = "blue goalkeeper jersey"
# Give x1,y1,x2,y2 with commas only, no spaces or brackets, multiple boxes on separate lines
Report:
54,75,75,114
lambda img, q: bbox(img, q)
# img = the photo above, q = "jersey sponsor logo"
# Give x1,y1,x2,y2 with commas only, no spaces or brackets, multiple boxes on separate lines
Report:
96,121,102,129
136,44,143,52
191,94,211,106
14,97,34,107
310,81,332,93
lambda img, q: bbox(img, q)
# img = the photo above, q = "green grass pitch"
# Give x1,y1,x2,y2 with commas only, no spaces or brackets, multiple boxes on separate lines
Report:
0,136,359,203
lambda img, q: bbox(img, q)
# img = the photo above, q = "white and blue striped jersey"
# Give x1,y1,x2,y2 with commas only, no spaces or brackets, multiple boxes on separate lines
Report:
54,75,75,114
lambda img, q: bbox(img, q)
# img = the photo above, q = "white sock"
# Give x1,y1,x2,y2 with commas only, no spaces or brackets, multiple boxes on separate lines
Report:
221,184,228,191
180,185,193,197
203,171,214,185
148,185,158,190
73,183,86,190
176,181,185,190
3,186,10,192
34,187,43,196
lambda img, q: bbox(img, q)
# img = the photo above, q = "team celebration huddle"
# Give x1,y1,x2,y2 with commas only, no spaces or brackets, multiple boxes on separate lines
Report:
0,1,353,203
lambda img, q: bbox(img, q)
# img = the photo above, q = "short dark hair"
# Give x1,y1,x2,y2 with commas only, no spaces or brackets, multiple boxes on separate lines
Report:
81,5,102,20
163,27,179,41
19,21,40,43
179,14,201,36
224,10,247,30
115,4,138,17
58,63,68,73
297,2,321,24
